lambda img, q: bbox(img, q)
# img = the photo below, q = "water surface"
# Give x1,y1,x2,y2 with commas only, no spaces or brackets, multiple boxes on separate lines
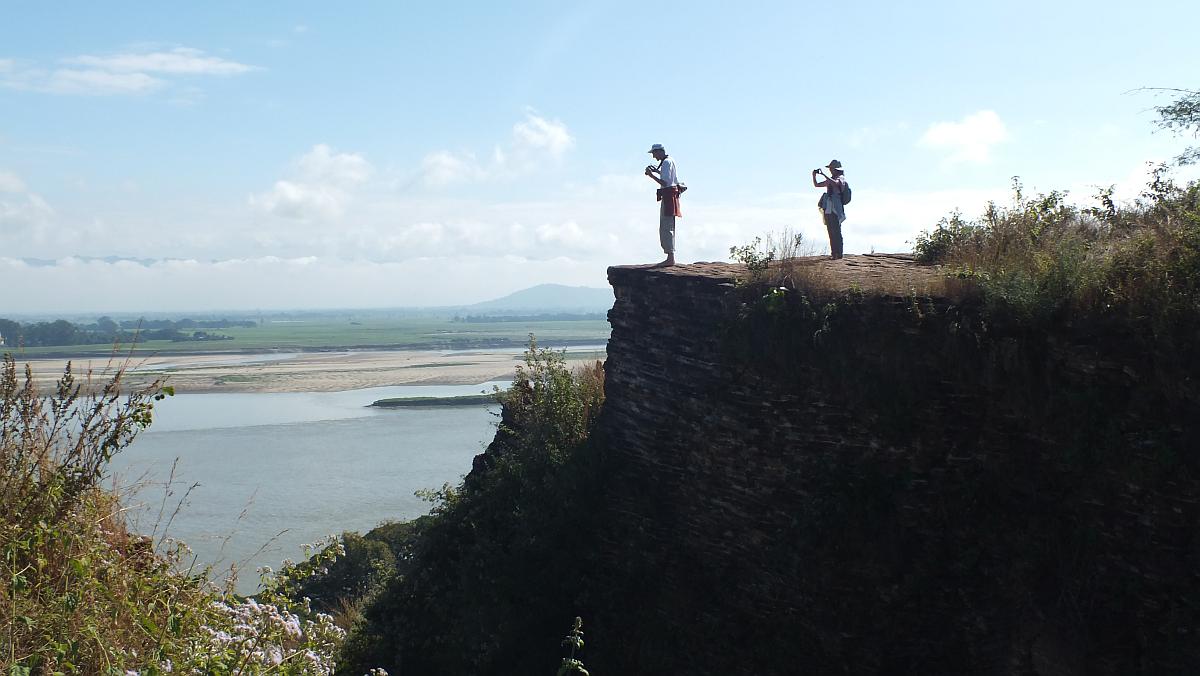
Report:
111,383,507,593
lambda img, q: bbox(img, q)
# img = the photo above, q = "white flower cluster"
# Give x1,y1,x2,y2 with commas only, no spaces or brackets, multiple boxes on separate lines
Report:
194,597,346,674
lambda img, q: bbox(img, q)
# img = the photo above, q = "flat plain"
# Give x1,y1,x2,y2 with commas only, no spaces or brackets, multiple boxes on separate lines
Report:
10,316,611,394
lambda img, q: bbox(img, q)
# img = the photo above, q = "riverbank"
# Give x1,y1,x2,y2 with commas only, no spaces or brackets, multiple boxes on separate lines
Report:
15,346,606,395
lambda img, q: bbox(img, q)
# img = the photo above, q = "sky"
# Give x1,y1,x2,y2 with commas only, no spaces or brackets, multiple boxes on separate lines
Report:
1,1,1198,313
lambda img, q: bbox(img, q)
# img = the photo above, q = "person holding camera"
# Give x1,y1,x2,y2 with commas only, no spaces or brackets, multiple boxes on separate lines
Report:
812,159,849,259
645,143,682,267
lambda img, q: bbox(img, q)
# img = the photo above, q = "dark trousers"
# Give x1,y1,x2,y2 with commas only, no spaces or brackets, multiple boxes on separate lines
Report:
824,213,843,259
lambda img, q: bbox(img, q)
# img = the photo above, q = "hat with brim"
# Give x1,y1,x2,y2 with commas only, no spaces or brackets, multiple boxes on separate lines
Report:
648,143,665,153
826,159,843,170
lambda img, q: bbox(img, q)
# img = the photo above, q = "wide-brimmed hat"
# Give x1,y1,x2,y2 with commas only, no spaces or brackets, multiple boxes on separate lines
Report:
826,159,843,170
648,143,666,153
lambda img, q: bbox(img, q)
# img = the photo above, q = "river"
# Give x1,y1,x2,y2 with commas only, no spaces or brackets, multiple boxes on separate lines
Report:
109,381,511,594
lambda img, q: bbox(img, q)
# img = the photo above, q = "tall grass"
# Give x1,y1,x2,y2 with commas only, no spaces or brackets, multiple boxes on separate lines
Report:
1,354,355,674
728,226,832,290
913,171,1200,330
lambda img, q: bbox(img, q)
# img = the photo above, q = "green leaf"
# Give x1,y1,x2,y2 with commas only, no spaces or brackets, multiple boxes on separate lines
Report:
139,614,160,636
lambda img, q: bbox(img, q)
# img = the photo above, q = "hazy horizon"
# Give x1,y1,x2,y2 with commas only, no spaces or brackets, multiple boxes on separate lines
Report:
0,281,614,321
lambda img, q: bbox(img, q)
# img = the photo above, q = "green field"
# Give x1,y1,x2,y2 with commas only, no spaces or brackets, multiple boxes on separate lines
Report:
8,318,612,357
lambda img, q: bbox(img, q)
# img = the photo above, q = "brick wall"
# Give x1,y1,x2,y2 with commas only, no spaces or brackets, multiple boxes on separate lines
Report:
585,261,1200,676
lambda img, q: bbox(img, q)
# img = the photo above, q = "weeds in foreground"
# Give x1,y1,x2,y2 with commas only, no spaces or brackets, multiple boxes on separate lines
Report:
0,354,356,674
557,617,589,676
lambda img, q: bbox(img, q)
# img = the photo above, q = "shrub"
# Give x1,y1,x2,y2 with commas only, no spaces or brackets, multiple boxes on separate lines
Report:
338,338,606,675
0,355,356,675
729,227,826,289
911,172,1200,329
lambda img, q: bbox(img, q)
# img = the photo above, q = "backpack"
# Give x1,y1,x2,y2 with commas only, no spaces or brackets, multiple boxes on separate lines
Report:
840,181,852,205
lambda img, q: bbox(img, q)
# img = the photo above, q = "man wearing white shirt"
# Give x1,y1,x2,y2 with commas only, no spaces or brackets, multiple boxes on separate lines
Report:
644,143,681,267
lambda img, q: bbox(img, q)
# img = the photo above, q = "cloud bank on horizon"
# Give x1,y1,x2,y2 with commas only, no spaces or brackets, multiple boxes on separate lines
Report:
1,2,1197,313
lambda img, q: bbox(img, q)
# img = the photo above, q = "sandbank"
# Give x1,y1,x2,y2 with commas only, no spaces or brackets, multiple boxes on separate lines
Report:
14,347,607,395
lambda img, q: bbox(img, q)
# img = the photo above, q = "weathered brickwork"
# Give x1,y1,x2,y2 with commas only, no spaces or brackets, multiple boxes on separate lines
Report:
587,259,1200,676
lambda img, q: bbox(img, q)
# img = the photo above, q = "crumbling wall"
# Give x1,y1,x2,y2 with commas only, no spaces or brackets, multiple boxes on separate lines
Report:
587,260,1200,676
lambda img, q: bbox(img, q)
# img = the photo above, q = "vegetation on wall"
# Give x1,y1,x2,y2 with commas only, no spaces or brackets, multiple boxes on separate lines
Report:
335,339,606,675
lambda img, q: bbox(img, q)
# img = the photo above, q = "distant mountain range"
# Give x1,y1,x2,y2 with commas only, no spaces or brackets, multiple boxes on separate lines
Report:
465,284,613,314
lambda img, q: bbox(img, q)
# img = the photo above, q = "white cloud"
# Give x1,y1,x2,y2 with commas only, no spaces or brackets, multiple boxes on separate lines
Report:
64,47,254,76
848,121,910,149
0,193,53,224
0,159,1038,312
512,113,574,158
418,111,575,186
250,180,345,220
250,144,373,220
0,170,55,245
918,110,1008,165
0,170,27,193
569,173,645,198
1063,159,1200,205
419,150,486,187
296,144,371,185
836,186,1009,249
44,69,164,95
1,46,255,96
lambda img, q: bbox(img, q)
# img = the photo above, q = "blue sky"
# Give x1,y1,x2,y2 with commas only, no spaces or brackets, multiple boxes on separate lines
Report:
2,1,1197,312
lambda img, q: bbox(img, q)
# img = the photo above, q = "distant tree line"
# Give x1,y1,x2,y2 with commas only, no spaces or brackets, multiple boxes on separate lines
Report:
0,316,256,348
452,313,607,323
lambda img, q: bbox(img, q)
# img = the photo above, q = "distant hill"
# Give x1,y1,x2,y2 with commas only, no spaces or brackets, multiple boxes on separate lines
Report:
466,284,613,314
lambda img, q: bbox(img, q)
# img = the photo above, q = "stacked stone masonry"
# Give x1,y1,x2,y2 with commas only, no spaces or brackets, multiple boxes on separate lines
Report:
587,257,1200,676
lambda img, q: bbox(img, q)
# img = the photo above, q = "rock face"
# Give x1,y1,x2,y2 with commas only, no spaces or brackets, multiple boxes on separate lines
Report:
588,257,1200,676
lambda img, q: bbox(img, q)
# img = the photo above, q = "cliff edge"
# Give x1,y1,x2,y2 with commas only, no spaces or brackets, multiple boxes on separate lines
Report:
587,254,1199,675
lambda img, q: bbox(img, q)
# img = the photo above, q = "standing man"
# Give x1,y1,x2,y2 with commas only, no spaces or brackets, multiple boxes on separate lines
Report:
645,143,681,267
812,159,849,259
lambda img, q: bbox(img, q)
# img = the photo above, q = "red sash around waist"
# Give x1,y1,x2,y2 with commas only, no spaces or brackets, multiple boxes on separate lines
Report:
657,186,683,217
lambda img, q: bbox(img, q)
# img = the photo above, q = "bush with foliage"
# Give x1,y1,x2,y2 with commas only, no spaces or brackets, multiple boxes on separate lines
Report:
913,87,1200,333
1150,87,1200,166
0,355,356,675
912,172,1200,330
288,520,422,632
336,338,605,675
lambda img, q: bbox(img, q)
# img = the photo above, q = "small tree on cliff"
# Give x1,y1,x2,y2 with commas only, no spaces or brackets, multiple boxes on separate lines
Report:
1149,87,1200,165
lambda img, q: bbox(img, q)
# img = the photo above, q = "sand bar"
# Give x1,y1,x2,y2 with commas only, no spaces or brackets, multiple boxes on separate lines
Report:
14,347,607,395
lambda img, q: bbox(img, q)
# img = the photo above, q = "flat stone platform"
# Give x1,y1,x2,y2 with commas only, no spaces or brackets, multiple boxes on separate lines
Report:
610,253,946,297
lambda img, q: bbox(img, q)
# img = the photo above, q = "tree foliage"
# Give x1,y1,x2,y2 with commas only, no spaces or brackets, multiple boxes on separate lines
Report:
1150,87,1200,165
337,339,606,675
